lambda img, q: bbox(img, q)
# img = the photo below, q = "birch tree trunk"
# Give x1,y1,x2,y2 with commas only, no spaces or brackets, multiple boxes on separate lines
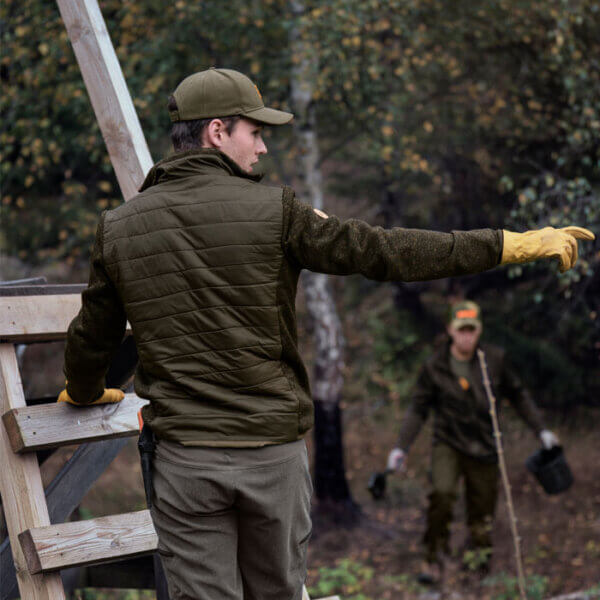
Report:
289,1,358,523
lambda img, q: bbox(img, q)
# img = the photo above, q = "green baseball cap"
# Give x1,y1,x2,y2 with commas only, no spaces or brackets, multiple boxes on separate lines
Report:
448,300,482,329
169,67,293,125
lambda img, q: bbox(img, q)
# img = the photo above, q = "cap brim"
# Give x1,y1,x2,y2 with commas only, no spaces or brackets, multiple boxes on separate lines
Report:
450,318,481,330
242,106,294,125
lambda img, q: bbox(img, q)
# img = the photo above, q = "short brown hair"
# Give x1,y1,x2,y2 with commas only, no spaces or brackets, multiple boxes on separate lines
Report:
167,95,240,151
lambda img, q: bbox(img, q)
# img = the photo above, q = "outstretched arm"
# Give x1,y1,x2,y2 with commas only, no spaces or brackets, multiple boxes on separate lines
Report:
282,188,502,281
281,188,594,280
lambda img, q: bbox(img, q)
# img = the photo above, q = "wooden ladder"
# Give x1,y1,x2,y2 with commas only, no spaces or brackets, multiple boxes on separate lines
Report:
0,289,338,599
0,287,153,598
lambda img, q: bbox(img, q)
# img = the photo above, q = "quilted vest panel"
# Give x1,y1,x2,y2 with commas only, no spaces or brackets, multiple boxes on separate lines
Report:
103,169,301,444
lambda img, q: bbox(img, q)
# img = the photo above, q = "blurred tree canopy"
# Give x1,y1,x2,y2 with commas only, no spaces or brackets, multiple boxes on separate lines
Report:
1,0,598,406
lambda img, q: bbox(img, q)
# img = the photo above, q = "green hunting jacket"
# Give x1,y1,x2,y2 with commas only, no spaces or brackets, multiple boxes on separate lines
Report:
64,148,504,446
396,342,545,461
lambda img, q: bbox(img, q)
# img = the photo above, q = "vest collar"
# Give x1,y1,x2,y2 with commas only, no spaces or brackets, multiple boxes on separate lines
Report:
139,148,264,192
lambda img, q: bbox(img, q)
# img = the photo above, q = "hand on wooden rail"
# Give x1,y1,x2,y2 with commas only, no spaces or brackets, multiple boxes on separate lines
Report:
58,385,125,406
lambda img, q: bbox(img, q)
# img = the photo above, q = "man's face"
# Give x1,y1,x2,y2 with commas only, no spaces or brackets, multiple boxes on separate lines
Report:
448,323,482,356
218,117,267,173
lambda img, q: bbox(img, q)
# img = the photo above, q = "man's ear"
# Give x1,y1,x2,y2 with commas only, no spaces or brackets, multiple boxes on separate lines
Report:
204,118,225,149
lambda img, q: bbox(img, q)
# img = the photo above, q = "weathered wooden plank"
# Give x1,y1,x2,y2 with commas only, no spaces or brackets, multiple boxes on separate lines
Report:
0,344,65,598
2,393,147,453
1,438,130,600
19,510,158,574
0,294,83,342
55,0,153,201
0,294,132,343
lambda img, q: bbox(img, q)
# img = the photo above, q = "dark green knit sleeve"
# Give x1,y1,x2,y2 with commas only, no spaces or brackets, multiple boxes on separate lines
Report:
396,365,435,451
281,187,503,281
63,212,127,404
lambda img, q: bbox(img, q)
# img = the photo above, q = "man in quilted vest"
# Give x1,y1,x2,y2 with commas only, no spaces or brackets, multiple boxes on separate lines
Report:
60,68,593,599
386,301,560,584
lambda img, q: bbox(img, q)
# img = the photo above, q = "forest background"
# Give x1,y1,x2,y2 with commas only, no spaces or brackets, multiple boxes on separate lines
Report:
1,0,600,598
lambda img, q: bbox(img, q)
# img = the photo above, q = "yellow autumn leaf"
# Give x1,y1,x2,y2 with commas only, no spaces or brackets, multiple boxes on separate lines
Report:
381,146,393,161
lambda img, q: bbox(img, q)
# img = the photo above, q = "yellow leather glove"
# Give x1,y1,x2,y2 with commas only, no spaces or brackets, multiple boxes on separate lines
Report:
58,387,125,406
501,226,595,272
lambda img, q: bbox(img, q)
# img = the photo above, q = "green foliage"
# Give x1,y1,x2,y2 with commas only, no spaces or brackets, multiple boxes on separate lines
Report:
77,506,95,521
583,583,600,596
483,572,548,600
1,0,292,264
380,573,429,595
308,558,374,599
462,547,493,571
365,306,430,403
2,0,598,402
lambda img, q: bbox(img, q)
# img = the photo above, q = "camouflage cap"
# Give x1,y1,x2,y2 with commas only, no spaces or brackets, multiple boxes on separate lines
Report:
169,67,293,125
448,300,482,329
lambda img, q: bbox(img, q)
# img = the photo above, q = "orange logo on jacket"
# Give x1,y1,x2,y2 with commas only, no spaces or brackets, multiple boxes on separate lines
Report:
458,376,470,391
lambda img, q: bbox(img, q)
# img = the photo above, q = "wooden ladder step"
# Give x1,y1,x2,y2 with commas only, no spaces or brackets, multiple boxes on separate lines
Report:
2,393,147,453
19,509,157,574
0,292,131,343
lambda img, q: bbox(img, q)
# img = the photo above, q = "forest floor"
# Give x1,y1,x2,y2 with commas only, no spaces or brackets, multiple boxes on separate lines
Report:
305,404,600,599
40,402,600,600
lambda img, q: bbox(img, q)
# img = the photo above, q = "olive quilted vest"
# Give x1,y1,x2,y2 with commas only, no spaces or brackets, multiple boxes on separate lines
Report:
103,149,310,445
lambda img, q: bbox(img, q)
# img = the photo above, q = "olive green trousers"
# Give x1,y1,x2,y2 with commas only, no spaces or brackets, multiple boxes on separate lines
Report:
150,439,313,600
424,442,499,562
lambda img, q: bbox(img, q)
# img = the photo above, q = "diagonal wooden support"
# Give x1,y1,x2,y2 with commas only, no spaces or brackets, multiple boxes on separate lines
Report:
55,0,153,201
3,393,147,453
0,344,65,598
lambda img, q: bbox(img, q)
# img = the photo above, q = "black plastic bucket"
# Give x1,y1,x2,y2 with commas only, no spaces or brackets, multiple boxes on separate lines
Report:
525,446,574,495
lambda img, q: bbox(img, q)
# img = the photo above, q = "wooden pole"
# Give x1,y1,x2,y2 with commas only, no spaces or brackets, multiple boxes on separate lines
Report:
54,0,153,201
477,349,527,600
